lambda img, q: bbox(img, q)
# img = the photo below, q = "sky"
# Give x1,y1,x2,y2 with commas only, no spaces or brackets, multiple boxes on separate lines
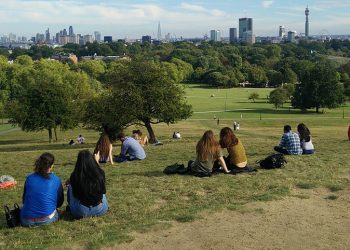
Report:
1,0,350,39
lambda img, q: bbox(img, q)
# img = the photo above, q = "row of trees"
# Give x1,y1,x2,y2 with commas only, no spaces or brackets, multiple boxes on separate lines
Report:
0,55,192,142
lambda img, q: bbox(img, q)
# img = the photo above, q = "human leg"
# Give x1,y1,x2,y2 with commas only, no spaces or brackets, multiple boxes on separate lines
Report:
274,146,289,154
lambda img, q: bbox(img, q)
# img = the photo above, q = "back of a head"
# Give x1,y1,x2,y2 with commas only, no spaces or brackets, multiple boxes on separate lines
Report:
297,123,311,141
34,152,55,178
220,127,238,148
71,150,104,195
117,132,126,141
94,134,111,156
196,130,219,160
284,125,292,133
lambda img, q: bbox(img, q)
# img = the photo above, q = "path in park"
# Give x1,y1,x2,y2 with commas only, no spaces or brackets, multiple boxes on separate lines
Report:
112,187,350,250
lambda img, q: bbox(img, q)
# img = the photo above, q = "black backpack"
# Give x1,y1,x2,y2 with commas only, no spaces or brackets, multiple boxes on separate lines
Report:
259,153,287,169
163,163,188,175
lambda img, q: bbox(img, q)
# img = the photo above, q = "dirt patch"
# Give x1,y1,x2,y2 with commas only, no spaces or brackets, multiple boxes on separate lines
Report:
110,188,350,250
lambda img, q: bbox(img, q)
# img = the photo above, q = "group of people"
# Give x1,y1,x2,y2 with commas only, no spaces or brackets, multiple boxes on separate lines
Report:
68,135,85,146
18,123,314,227
274,123,314,155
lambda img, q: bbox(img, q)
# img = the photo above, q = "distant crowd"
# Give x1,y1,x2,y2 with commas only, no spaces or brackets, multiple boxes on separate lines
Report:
19,123,314,227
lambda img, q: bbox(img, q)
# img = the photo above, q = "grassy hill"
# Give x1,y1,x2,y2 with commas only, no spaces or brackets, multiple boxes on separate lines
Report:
0,86,349,249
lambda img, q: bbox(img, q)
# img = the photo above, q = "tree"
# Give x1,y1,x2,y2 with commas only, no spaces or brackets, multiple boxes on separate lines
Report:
92,60,192,143
269,88,288,108
7,60,94,142
248,92,259,103
292,61,345,112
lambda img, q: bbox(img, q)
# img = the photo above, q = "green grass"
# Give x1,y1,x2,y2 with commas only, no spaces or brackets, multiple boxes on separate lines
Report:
0,86,350,249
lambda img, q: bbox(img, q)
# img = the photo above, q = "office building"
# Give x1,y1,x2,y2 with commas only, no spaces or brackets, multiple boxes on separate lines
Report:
239,18,253,39
157,21,162,41
142,35,151,43
84,35,94,44
104,36,112,43
45,28,50,43
229,28,237,43
287,31,297,42
69,26,74,36
210,30,221,42
305,6,310,38
94,31,101,42
279,26,285,38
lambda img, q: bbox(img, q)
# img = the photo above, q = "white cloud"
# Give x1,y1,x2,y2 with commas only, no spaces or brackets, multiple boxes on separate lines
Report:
262,0,274,8
180,2,206,12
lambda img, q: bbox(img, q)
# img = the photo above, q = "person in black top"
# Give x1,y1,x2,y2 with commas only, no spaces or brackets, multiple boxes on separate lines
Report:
67,150,108,218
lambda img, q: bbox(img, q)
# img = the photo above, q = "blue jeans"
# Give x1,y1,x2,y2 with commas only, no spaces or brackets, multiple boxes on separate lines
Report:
67,186,108,219
21,210,58,227
303,149,315,154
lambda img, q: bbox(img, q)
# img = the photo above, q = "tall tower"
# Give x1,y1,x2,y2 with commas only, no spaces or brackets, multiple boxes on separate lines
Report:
157,21,162,41
69,26,74,36
239,18,253,40
305,6,310,38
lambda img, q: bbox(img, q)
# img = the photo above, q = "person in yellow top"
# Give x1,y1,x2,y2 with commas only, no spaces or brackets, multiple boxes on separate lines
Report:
219,127,247,169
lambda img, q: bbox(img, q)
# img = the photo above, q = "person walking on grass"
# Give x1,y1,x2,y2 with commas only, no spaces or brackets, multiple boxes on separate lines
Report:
66,150,108,219
20,153,64,227
274,125,302,155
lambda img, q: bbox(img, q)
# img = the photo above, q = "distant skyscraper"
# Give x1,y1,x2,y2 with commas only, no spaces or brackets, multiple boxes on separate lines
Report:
69,26,74,36
287,31,297,42
210,30,221,42
157,21,162,41
104,36,112,43
45,28,50,43
142,35,151,43
305,6,310,38
279,26,285,38
63,29,67,36
94,31,101,42
229,28,237,43
239,18,253,39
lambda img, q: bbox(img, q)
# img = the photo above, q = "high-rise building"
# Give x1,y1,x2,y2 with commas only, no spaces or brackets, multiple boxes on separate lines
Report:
287,31,297,42
305,6,310,38
104,36,112,43
210,30,221,42
157,21,162,41
63,29,67,36
229,28,237,43
239,18,253,39
142,35,151,43
94,31,101,42
69,26,74,36
45,28,50,43
279,26,285,38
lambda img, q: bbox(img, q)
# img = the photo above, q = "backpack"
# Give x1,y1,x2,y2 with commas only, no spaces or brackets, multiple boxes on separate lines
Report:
4,204,21,228
258,153,287,169
163,163,188,175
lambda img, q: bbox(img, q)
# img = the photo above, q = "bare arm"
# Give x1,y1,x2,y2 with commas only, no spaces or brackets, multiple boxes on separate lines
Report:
109,145,114,164
218,156,230,173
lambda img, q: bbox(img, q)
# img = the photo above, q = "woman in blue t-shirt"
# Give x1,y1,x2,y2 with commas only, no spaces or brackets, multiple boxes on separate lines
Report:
20,153,64,227
66,150,108,218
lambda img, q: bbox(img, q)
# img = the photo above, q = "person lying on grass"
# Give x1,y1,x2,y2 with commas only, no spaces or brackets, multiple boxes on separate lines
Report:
66,150,108,219
188,130,230,177
20,153,64,227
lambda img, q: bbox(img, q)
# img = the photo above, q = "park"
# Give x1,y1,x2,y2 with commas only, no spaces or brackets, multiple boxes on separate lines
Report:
0,84,349,249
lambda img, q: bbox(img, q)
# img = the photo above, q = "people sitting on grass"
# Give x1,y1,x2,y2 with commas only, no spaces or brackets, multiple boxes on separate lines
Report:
274,125,302,155
94,133,114,164
132,129,149,147
188,130,230,177
172,131,181,139
297,123,315,154
219,127,248,169
77,134,85,144
115,132,146,162
66,150,108,219
20,153,64,227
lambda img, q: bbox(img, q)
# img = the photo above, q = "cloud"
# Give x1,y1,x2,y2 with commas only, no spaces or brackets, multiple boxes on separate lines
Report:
262,0,274,8
180,2,206,12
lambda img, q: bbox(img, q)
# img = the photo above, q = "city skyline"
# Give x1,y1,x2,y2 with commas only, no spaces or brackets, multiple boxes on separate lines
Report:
1,0,350,39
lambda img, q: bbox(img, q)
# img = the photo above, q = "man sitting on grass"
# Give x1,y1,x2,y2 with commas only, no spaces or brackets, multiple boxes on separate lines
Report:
274,125,302,155
115,132,146,162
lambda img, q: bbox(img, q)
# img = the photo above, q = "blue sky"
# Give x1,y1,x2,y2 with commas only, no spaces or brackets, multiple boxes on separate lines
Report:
1,0,350,39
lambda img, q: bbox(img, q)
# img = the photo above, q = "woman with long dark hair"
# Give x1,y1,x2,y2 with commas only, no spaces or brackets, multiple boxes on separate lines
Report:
20,153,64,227
67,150,108,218
297,123,314,154
219,127,248,169
189,130,230,176
94,134,114,164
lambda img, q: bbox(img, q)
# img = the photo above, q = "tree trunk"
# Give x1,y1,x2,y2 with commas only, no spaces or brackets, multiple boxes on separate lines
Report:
54,127,58,142
48,128,52,143
316,106,319,113
144,120,157,144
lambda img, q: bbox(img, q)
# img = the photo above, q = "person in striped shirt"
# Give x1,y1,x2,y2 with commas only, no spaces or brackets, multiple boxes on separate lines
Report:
274,125,302,155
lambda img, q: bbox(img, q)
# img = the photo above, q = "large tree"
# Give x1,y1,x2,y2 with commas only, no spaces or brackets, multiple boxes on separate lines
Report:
90,60,192,143
292,60,345,112
7,60,94,142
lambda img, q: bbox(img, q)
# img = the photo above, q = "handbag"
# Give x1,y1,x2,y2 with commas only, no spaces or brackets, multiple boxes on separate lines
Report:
4,204,21,228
